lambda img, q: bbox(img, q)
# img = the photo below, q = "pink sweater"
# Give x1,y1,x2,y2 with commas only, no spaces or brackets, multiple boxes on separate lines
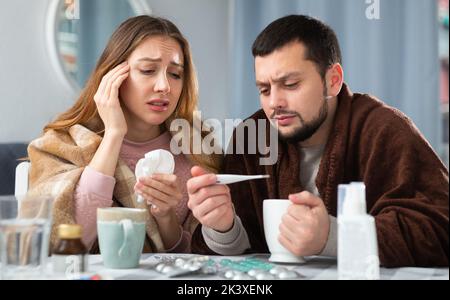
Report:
74,131,193,253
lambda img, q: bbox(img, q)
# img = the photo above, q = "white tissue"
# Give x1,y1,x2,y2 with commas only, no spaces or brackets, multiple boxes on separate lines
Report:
135,149,175,204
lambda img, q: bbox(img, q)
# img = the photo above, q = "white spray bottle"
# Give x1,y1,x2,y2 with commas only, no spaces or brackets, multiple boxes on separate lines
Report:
337,182,380,280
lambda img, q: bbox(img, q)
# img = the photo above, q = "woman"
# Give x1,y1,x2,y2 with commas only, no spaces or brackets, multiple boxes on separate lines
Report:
25,16,221,253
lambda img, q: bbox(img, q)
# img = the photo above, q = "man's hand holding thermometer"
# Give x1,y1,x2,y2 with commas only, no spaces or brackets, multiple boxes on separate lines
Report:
187,166,269,232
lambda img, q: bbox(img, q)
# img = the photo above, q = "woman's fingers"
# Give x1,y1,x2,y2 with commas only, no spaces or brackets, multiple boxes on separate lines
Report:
103,63,129,102
109,72,129,102
136,182,178,206
93,62,129,135
150,174,178,187
137,188,174,215
95,76,107,102
138,175,181,199
97,62,126,98
145,195,168,209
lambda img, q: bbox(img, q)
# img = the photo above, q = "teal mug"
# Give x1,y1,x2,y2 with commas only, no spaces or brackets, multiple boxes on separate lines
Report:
97,208,147,269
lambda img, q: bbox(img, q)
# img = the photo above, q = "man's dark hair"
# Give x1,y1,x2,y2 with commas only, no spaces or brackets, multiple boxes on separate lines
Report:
252,15,342,79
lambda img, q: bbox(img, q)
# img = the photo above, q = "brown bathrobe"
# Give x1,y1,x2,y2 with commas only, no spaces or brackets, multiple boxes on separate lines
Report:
192,83,449,267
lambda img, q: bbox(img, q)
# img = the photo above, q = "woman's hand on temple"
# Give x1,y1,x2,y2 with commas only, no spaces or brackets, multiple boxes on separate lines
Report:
94,61,130,137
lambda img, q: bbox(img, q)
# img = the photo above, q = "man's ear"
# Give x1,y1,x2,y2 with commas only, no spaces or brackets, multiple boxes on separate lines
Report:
325,63,344,97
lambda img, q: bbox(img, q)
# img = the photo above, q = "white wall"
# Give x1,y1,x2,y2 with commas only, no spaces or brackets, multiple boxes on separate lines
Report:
0,0,77,143
148,0,231,122
0,0,231,143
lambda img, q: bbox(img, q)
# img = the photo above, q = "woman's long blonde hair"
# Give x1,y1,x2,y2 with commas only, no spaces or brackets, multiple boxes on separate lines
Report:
44,15,221,172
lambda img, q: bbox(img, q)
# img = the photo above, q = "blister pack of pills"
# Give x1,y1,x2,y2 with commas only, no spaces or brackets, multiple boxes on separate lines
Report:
152,255,302,280
219,258,301,280
154,256,218,278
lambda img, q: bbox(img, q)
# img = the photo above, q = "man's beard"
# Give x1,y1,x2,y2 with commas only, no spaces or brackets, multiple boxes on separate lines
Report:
274,91,329,144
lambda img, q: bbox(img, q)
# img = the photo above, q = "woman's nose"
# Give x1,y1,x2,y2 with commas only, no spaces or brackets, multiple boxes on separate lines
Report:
154,72,170,94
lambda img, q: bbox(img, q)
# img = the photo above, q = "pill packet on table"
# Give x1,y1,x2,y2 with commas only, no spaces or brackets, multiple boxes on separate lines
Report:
154,256,218,278
219,258,304,280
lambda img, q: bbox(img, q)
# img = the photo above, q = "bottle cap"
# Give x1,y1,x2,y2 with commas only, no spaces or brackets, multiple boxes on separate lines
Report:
342,183,366,216
58,224,82,239
350,182,367,213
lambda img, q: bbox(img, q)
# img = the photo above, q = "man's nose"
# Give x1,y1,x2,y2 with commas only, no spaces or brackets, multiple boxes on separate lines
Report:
269,88,287,109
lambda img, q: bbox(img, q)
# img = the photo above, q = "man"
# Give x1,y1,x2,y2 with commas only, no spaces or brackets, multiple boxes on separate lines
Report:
188,15,448,267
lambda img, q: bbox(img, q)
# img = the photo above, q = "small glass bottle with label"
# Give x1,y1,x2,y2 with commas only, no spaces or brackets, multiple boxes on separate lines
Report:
52,224,88,278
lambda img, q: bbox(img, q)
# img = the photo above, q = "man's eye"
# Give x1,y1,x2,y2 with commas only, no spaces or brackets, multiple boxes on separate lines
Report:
284,82,299,88
140,70,155,75
259,89,269,95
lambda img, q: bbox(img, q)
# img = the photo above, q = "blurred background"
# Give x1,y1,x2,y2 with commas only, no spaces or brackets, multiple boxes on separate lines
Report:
0,0,448,194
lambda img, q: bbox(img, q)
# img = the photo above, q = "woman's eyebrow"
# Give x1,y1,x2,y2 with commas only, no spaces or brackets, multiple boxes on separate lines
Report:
136,57,184,68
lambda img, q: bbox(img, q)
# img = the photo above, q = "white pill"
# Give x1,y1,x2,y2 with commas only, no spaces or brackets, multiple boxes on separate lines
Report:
269,266,288,275
156,263,166,272
188,264,201,271
247,269,265,277
224,270,236,279
278,271,299,279
233,274,252,280
256,273,275,280
162,265,176,274
174,258,185,267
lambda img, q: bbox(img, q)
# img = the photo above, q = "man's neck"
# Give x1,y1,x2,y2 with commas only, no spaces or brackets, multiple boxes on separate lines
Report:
299,97,338,148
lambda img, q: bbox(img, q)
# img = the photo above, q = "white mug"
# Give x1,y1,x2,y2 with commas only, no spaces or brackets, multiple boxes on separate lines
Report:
263,199,305,263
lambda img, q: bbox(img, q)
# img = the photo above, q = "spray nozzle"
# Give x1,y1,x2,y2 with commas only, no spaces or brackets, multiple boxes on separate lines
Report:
342,182,367,216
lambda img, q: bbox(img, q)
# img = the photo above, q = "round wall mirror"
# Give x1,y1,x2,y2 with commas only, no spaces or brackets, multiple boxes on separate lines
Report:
46,0,152,93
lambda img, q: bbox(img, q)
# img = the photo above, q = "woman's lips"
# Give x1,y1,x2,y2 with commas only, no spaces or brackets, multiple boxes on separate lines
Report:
146,103,168,112
146,99,169,112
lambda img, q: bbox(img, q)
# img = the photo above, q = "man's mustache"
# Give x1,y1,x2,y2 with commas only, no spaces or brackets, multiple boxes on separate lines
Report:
270,110,299,119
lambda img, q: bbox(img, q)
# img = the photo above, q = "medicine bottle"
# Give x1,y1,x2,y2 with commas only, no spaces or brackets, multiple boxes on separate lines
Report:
52,224,88,275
